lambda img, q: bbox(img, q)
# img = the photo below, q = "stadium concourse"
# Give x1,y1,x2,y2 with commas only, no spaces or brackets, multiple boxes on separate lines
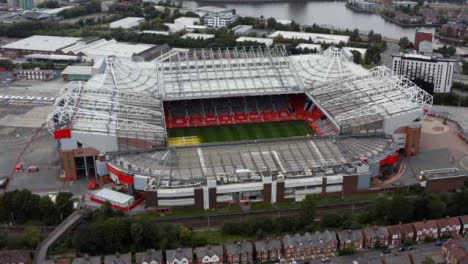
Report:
47,46,433,210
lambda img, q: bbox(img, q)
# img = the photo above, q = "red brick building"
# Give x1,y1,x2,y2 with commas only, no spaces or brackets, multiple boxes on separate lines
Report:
363,226,389,249
437,217,462,238
415,31,433,51
413,220,439,242
254,239,282,262
224,242,253,264
336,230,364,251
387,223,415,247
441,239,468,264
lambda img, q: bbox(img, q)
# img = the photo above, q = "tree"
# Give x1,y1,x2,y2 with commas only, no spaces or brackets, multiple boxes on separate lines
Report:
350,50,362,64
55,192,74,221
399,37,413,51
38,196,57,225
320,214,343,228
462,61,468,75
350,29,361,42
300,195,316,223
367,197,390,224
23,226,42,248
387,196,413,224
179,225,192,245
422,256,435,264
130,222,144,250
266,18,278,30
37,0,59,8
426,197,446,219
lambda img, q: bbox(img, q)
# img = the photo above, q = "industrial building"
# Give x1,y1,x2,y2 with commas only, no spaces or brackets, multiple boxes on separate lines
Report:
392,53,457,93
236,37,273,47
0,36,166,62
109,17,145,29
47,47,432,210
196,6,238,28
0,35,81,58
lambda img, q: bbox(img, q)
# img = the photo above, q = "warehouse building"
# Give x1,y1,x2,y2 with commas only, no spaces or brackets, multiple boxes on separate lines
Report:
0,35,81,58
109,17,144,29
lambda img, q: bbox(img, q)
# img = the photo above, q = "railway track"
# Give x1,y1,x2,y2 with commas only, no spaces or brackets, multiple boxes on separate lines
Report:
150,201,371,229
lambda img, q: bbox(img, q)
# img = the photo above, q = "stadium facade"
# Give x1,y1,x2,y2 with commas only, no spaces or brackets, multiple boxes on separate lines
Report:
48,47,433,209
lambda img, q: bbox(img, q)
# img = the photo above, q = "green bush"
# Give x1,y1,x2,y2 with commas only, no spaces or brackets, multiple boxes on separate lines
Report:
339,247,356,256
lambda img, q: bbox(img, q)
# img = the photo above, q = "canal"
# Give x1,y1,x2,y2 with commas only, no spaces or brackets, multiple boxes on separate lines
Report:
182,0,435,41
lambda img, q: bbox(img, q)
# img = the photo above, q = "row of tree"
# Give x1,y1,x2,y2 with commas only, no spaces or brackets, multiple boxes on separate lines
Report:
58,0,101,19
221,190,468,240
0,190,75,226
72,204,208,255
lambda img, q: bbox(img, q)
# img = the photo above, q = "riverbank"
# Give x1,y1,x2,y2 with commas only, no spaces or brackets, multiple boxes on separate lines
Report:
435,33,468,46
182,0,435,41
345,3,439,28
380,13,440,28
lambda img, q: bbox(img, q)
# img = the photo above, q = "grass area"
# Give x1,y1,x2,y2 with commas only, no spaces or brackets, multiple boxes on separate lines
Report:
192,230,252,245
167,121,315,144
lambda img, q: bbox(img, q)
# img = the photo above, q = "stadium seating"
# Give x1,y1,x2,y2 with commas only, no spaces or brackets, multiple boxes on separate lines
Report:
163,94,336,136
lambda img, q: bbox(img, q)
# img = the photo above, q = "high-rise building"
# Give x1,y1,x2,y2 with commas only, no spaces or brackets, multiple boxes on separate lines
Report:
392,53,456,94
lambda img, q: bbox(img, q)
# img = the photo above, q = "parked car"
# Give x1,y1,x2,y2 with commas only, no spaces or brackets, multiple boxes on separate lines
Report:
435,240,443,246
407,246,414,251
382,248,392,254
0,177,8,189
321,258,331,263
398,247,406,252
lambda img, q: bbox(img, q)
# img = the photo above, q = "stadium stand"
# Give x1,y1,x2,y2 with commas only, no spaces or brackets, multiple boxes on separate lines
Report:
164,94,334,136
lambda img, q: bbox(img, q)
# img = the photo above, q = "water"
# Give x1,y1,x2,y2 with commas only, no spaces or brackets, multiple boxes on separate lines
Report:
182,0,435,41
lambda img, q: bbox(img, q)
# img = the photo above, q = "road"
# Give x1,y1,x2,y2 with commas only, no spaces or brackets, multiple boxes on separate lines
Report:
381,42,400,69
308,241,448,264
33,209,88,264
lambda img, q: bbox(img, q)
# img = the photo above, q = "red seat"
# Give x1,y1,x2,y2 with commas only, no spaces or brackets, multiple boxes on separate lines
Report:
218,114,233,125
248,112,262,123
262,111,278,122
171,116,188,128
277,110,292,121
205,114,218,126
234,112,249,124
189,115,204,127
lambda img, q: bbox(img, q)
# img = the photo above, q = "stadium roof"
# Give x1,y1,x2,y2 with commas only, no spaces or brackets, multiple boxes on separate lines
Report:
109,135,394,187
307,67,433,129
47,47,432,149
159,46,303,100
48,56,166,150
292,47,368,88
1,35,81,52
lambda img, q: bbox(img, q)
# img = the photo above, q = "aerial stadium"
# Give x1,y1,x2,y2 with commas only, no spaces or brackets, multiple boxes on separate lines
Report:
48,46,433,210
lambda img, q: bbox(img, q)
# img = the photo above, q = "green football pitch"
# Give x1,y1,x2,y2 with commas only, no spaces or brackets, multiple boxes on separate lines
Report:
166,120,315,144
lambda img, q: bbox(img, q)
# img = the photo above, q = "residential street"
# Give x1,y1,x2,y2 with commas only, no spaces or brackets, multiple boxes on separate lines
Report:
307,240,459,264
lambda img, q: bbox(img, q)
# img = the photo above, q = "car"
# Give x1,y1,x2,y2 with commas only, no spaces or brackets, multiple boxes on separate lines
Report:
0,177,8,189
382,248,392,254
321,258,331,262
407,246,414,251
435,240,443,246
398,247,406,252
